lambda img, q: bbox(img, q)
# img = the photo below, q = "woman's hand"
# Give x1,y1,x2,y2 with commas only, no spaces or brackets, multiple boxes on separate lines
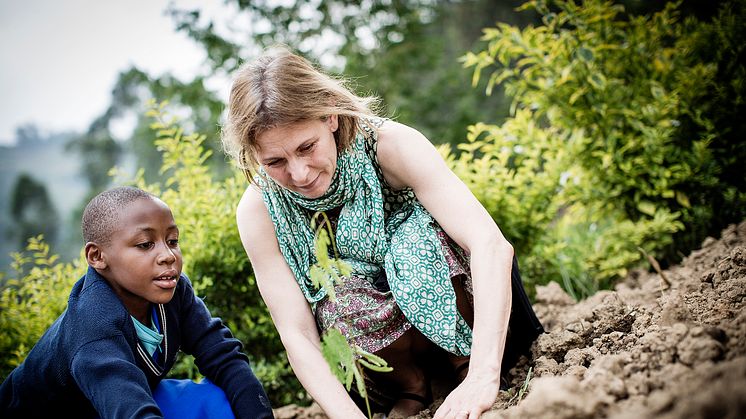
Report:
433,368,500,419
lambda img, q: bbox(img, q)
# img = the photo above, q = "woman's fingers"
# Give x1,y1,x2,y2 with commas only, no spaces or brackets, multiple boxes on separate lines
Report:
433,373,499,419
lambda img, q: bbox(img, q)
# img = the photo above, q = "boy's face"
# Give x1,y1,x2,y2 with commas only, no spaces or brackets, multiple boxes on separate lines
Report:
94,197,182,321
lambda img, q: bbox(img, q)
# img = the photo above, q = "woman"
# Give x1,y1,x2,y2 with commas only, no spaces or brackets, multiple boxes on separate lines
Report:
222,46,543,419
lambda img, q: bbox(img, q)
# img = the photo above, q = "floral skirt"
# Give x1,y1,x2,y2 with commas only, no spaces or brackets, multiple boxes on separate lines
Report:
314,230,472,353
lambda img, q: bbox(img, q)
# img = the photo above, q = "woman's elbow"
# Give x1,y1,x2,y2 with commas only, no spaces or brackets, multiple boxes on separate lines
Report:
497,236,513,256
480,226,513,256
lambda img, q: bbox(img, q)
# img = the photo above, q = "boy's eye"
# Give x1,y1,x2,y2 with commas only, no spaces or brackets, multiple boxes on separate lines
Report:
168,239,179,247
136,242,154,250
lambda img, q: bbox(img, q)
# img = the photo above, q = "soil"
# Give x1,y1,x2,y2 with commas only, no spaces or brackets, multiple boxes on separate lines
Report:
274,221,746,419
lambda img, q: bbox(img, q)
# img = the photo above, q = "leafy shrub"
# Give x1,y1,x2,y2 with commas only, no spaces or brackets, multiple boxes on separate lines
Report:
0,237,81,376
453,0,745,296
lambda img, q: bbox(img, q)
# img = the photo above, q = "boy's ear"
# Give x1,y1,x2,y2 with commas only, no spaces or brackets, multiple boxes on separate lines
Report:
85,242,107,270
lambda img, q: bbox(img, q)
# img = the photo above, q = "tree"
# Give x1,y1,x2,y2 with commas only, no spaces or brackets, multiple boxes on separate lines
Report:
9,174,59,249
168,0,540,146
15,124,44,147
68,1,541,194
65,114,123,193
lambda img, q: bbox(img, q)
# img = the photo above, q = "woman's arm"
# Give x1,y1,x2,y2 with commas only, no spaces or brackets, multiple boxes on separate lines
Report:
377,121,513,419
236,186,367,419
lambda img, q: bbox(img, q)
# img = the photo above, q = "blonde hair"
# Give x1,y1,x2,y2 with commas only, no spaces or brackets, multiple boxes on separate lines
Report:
221,45,381,180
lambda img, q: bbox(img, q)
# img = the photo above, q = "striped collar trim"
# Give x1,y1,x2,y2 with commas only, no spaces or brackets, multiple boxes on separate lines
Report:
135,304,168,376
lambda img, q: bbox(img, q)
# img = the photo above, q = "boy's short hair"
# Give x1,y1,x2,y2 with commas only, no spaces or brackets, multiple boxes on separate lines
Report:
82,186,155,245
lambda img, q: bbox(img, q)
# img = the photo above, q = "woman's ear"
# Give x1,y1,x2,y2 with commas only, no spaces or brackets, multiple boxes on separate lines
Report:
327,114,339,133
85,242,107,270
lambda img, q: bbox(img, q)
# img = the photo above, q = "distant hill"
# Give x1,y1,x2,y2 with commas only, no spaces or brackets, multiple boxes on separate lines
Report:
0,134,87,272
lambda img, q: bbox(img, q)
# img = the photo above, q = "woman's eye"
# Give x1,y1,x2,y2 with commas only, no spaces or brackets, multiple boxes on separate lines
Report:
136,242,154,250
299,142,316,153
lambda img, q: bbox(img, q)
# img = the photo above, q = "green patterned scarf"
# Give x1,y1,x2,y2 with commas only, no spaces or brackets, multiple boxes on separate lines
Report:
258,124,472,355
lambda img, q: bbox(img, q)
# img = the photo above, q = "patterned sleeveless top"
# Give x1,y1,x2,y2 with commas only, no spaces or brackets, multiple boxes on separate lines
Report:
259,117,473,355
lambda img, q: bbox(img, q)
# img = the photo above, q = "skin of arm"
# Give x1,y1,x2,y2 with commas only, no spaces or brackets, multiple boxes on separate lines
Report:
376,121,513,419
236,185,367,419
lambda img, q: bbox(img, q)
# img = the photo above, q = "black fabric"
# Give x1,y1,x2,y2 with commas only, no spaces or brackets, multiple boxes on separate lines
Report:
372,269,391,292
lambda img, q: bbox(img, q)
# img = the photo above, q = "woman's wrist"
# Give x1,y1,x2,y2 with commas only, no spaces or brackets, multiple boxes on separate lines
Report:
468,336,504,373
467,361,501,379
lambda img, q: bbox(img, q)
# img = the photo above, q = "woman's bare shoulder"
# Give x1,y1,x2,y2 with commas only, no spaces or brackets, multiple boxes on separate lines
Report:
377,120,427,153
237,184,263,212
236,184,272,236
376,120,438,189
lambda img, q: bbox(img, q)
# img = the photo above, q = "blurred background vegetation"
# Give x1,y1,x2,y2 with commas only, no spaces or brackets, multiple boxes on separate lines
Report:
1,0,744,407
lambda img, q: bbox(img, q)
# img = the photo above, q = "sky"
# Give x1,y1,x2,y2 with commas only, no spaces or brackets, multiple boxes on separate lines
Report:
0,0,214,145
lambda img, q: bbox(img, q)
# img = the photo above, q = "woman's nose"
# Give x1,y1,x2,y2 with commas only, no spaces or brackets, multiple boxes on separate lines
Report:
288,159,310,183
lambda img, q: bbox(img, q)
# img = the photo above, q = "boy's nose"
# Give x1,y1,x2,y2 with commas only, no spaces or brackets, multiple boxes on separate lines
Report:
157,244,176,264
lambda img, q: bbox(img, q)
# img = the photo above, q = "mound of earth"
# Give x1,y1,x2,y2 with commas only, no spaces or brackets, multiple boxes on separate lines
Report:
275,221,746,419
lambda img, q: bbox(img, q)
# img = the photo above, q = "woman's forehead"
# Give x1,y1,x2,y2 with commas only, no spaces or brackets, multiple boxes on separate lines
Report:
255,119,324,150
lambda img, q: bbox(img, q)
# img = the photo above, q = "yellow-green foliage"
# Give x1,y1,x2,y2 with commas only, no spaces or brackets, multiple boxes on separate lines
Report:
0,237,82,376
454,0,742,296
320,328,391,419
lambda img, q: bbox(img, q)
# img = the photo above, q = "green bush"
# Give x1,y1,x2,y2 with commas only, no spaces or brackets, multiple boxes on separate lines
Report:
454,0,745,296
0,237,81,376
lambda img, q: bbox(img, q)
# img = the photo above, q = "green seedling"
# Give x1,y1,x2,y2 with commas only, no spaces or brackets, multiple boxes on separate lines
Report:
310,211,392,418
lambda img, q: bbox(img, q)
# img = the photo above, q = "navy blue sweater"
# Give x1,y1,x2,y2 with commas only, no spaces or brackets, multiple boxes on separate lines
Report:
0,267,273,418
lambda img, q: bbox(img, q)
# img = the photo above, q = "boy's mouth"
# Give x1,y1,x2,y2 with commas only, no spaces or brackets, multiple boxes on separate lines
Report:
154,271,179,289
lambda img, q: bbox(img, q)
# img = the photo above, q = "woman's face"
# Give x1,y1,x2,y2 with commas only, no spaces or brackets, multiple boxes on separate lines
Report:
255,116,339,199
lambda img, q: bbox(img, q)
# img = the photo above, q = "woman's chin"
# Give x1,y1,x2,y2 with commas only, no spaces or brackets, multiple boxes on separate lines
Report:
294,178,330,198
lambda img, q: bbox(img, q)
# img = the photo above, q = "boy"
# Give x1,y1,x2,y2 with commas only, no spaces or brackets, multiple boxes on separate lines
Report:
0,186,274,418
